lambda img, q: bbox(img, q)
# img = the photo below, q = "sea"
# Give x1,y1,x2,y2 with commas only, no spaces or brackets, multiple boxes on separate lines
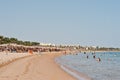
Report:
55,52,120,80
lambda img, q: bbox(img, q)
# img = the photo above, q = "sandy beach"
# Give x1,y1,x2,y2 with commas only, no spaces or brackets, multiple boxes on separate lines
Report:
0,52,77,80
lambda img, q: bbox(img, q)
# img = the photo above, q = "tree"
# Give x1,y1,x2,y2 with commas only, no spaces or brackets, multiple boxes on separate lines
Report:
9,38,18,43
0,36,3,40
16,40,24,45
23,41,31,46
0,35,40,46
2,37,10,44
31,42,40,46
0,36,4,44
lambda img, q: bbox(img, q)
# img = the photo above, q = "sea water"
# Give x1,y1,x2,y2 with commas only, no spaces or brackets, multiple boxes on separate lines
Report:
55,52,120,80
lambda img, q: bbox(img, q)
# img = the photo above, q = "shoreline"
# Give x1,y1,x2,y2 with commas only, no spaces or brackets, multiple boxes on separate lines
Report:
0,52,77,80
60,65,92,80
80,50,120,53
45,52,77,80
57,51,120,80
0,51,118,80
54,51,92,80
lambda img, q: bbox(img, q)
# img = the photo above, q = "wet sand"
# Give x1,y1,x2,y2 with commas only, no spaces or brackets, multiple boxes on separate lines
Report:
0,52,77,80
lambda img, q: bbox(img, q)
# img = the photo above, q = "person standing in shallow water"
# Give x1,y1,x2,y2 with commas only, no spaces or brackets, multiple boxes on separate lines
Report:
93,55,96,59
84,52,86,54
87,55,89,59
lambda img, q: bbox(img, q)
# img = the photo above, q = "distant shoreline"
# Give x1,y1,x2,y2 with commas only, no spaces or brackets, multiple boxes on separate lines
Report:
80,50,120,53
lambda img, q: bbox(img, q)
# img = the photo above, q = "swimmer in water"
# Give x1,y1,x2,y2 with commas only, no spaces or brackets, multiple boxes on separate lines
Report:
84,52,86,54
96,57,101,62
87,55,89,59
93,55,96,59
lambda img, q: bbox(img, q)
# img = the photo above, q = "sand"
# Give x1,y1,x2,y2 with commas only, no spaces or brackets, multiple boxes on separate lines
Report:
0,53,30,67
0,52,77,80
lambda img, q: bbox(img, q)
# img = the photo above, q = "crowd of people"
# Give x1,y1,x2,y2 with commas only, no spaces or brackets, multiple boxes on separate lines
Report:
84,52,101,62
0,44,62,53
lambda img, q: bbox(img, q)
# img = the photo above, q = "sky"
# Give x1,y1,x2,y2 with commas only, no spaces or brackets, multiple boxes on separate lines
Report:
0,0,120,47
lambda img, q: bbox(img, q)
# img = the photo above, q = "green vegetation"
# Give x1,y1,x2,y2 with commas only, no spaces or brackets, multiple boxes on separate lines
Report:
0,35,40,46
0,35,120,51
